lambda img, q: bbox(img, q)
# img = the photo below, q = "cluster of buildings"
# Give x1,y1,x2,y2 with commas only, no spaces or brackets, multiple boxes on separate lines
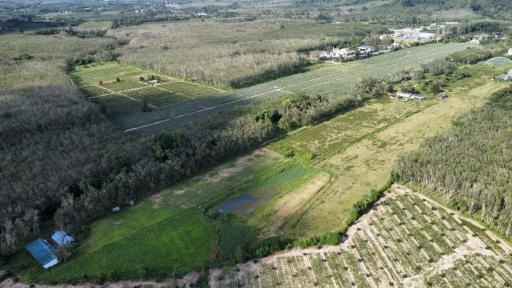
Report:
389,27,439,43
25,230,74,269
470,33,505,45
319,45,383,61
319,23,451,61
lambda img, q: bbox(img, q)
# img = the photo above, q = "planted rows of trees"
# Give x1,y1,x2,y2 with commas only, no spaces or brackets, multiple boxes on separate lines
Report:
110,20,385,88
446,47,493,64
396,86,512,236
0,62,148,257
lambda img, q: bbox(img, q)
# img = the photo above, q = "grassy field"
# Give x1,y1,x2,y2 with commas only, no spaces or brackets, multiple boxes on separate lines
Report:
10,149,322,283
74,21,112,32
13,63,507,285
212,185,512,287
71,62,224,118
117,42,473,134
33,208,215,282
275,65,510,238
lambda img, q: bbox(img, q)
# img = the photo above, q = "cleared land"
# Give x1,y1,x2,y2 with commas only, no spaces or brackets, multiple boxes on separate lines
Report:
71,62,224,118
116,42,472,134
211,185,512,287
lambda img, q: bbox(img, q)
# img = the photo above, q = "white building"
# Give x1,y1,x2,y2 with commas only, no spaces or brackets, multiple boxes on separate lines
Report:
395,92,425,100
392,27,437,43
358,45,376,54
319,47,354,60
508,48,512,56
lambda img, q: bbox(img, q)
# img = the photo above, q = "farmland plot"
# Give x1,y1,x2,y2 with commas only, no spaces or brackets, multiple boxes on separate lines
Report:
71,62,224,118
211,185,512,288
117,42,473,134
10,149,321,283
274,66,509,238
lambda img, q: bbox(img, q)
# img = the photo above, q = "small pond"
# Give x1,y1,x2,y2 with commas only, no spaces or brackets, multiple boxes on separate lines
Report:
217,194,256,214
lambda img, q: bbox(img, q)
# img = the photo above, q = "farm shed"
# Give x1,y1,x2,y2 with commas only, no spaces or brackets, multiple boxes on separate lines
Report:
358,45,375,54
51,230,74,247
25,239,59,269
395,92,425,100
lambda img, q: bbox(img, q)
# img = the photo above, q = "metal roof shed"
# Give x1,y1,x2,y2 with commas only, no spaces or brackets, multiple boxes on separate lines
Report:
51,230,74,247
25,239,59,269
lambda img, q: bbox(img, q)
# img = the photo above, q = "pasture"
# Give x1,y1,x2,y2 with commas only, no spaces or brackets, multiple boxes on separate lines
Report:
117,42,473,133
71,62,224,117
212,185,512,287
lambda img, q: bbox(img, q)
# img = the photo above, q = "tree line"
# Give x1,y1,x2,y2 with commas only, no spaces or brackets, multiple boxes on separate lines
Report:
395,85,512,236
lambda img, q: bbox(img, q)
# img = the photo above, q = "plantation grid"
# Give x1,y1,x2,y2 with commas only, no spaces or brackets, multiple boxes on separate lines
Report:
211,185,512,288
109,42,472,134
71,62,224,118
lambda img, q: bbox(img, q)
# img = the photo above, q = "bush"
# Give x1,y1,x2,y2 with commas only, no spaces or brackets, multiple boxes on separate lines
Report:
446,48,492,64
252,236,292,258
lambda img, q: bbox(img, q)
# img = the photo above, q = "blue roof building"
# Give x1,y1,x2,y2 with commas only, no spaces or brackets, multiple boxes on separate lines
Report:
51,230,74,247
25,239,59,269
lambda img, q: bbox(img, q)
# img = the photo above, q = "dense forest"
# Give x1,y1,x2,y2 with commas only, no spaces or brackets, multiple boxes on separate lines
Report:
0,62,148,256
396,86,512,236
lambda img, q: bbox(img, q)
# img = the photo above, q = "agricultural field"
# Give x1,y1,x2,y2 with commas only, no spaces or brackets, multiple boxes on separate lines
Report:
71,62,224,118
8,149,322,283
266,64,510,238
0,33,114,64
74,20,112,32
109,19,376,88
17,207,217,283
118,42,473,133
211,185,512,287
7,58,508,286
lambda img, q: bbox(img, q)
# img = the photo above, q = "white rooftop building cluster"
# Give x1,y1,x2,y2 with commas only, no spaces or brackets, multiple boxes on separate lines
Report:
391,27,438,43
319,45,383,61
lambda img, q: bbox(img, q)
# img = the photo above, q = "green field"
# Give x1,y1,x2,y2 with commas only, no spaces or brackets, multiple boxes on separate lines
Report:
33,208,215,282
270,64,510,238
71,62,224,117
11,149,322,283
14,64,506,284
213,186,512,287
117,42,474,133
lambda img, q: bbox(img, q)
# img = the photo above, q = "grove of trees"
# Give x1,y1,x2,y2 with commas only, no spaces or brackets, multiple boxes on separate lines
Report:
396,86,512,236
